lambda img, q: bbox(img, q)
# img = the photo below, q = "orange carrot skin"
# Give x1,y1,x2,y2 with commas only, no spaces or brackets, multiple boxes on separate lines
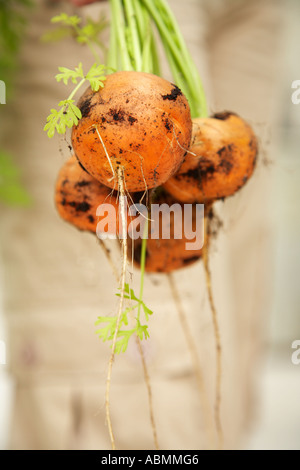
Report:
55,155,124,234
130,235,205,273
72,71,192,192
129,193,209,273
163,112,258,203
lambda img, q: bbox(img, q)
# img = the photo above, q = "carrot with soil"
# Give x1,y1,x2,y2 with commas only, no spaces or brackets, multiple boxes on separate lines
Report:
55,155,117,233
129,190,207,273
71,71,192,192
163,112,258,203
45,2,216,448
45,0,259,451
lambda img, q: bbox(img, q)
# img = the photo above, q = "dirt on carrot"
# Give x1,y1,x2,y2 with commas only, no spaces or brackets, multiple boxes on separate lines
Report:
71,71,192,193
128,192,211,273
163,112,258,203
55,155,133,235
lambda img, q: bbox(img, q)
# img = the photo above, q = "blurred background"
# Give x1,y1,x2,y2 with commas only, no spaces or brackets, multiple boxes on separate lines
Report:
0,0,299,450
244,0,300,449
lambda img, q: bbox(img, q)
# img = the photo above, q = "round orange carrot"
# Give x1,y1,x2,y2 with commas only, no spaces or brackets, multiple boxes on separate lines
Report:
55,155,123,234
128,192,209,273
163,112,258,203
72,71,192,192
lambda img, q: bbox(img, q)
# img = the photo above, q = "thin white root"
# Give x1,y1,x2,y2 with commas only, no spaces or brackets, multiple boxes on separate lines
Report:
125,188,154,223
135,337,160,450
93,124,116,180
103,170,159,451
167,273,215,450
155,107,197,158
105,168,127,450
139,155,148,197
152,137,171,183
171,122,197,157
203,215,223,449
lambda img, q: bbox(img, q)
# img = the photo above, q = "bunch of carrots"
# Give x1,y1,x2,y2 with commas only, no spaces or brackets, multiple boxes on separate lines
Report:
46,0,258,450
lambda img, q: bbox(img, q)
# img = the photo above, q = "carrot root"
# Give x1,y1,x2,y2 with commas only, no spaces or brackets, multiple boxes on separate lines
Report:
103,169,159,451
203,215,223,449
135,337,160,450
167,273,215,450
105,168,127,450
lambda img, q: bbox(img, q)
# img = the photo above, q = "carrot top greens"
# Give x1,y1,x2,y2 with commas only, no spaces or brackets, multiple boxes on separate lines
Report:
96,283,152,354
44,62,108,138
44,0,208,139
42,12,107,63
108,0,207,118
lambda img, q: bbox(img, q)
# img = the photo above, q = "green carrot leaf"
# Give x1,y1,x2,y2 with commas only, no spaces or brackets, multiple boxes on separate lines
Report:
41,27,73,43
142,303,153,321
44,12,108,60
55,63,84,85
136,322,150,341
95,316,117,342
96,284,153,353
51,13,81,27
85,63,107,91
44,99,82,138
45,62,109,138
114,329,136,354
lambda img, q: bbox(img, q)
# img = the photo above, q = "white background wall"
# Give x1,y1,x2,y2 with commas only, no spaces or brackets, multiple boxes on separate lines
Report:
245,0,300,449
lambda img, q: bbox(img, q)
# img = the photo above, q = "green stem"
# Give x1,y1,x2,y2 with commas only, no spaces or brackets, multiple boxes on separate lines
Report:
133,0,159,75
141,24,153,73
72,23,100,65
110,0,133,70
87,40,101,64
161,36,190,103
123,0,143,71
142,1,194,96
142,0,207,118
134,0,151,73
107,3,118,69
155,0,198,78
133,0,146,41
68,77,86,100
150,31,161,76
